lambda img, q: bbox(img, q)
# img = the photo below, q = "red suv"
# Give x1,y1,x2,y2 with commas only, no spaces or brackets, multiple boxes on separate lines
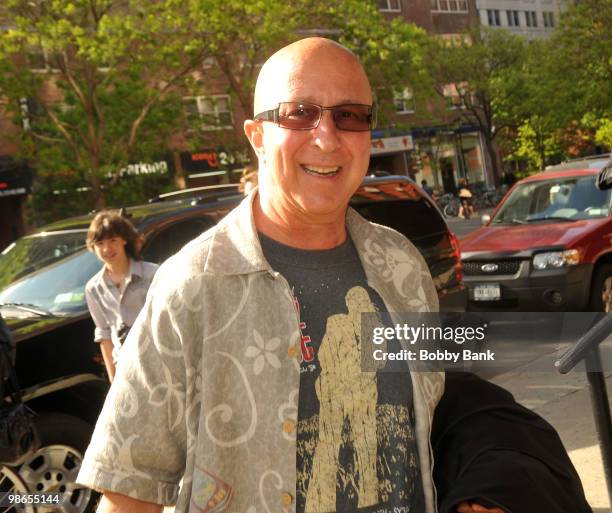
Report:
461,157,612,311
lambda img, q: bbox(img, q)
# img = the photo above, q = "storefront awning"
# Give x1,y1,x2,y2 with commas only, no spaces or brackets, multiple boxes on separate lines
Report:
0,157,33,198
370,135,414,156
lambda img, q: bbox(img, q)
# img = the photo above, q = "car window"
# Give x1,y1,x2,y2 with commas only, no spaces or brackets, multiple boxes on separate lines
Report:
493,176,611,224
0,231,87,290
142,217,215,263
0,249,101,314
352,198,447,241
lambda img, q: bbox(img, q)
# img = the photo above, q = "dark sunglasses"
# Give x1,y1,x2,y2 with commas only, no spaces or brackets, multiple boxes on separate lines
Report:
254,101,376,132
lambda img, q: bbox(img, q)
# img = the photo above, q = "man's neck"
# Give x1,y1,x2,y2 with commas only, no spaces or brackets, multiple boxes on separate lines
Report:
254,196,347,250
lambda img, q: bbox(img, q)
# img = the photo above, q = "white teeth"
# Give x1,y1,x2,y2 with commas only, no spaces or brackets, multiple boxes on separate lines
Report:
303,165,340,176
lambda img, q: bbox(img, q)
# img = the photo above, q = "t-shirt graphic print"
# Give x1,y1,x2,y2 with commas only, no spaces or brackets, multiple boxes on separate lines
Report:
259,233,424,513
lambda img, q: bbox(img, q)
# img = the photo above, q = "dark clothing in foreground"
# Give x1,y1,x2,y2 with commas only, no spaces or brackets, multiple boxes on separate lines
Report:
432,372,592,513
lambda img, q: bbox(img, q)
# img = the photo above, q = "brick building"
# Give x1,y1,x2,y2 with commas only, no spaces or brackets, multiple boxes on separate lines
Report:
370,0,490,193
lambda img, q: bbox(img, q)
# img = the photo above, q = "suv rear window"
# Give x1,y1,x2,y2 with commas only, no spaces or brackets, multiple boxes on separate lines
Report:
142,216,215,263
351,198,446,241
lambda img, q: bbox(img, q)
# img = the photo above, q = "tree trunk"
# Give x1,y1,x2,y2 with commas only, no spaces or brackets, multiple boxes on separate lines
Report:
89,174,106,213
172,151,186,190
483,132,501,187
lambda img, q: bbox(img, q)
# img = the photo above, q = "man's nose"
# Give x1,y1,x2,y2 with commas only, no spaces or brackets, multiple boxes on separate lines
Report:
312,110,341,152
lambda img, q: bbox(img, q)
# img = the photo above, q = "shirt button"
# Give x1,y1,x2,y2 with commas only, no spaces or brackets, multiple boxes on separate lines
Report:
287,345,299,358
282,420,295,434
281,492,294,506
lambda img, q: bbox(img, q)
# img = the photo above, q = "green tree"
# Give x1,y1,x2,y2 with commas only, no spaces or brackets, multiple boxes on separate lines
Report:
183,0,432,162
426,28,529,182
0,0,210,218
1,0,436,225
548,0,611,125
507,0,612,166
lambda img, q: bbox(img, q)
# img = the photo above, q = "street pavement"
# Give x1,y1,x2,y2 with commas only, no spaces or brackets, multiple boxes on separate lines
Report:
445,207,493,239
449,211,612,512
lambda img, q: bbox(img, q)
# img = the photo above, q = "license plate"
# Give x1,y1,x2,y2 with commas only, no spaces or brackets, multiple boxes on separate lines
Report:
473,284,501,301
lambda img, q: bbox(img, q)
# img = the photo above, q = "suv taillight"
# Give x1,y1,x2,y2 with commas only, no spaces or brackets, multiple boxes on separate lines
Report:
449,231,463,284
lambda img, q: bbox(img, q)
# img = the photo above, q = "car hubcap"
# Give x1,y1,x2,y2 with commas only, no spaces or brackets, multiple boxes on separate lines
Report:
17,445,92,513
603,276,612,313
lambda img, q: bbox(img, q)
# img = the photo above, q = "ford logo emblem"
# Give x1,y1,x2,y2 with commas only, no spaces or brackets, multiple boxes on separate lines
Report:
481,263,499,273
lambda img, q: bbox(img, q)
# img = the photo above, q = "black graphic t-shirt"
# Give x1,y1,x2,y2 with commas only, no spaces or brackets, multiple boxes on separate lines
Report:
260,233,425,513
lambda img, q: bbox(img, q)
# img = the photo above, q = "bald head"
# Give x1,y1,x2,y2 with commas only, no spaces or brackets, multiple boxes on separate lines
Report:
253,37,372,115
243,37,373,246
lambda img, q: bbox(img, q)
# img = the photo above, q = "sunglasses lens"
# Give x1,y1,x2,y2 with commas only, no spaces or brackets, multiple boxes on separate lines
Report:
333,105,372,131
273,102,374,131
278,103,321,129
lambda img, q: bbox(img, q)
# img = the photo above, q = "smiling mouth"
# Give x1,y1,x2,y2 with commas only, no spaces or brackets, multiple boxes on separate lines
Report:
302,165,341,177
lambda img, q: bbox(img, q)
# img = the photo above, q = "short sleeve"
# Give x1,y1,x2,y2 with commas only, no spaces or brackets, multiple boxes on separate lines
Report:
85,285,111,342
77,271,188,505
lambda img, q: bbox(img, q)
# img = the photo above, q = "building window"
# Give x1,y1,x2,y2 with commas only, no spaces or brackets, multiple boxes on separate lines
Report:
183,95,233,129
506,10,520,27
486,9,501,26
431,0,468,12
440,33,473,46
394,88,415,114
525,11,538,27
27,47,62,73
443,83,467,109
543,11,555,27
377,0,401,11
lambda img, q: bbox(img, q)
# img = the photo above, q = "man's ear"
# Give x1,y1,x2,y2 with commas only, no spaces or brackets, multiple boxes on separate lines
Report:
244,120,265,159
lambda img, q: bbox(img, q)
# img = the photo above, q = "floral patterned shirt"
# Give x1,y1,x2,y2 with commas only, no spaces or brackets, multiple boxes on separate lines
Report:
76,194,444,513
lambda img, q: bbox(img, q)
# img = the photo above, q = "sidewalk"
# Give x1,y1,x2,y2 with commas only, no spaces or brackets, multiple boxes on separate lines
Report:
491,343,612,512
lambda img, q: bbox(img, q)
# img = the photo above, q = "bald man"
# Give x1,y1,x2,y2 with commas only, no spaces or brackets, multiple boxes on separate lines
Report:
76,38,497,513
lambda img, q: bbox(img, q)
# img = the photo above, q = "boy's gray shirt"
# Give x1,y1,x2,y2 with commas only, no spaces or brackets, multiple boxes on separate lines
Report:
77,193,444,513
85,258,158,362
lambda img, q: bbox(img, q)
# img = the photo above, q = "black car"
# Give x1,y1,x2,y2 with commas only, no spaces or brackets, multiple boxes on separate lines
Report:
0,176,465,512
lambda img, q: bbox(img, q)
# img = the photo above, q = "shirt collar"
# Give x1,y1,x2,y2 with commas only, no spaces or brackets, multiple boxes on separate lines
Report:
103,258,142,285
204,190,376,277
204,191,271,275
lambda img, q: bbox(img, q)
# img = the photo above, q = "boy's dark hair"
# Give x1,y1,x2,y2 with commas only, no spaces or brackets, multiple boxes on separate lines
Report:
86,210,143,261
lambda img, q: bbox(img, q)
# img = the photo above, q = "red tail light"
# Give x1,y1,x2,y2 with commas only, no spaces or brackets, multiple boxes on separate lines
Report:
449,231,463,285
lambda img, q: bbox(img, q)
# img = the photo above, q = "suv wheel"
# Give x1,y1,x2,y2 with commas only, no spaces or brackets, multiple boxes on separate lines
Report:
589,264,612,312
13,413,98,513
